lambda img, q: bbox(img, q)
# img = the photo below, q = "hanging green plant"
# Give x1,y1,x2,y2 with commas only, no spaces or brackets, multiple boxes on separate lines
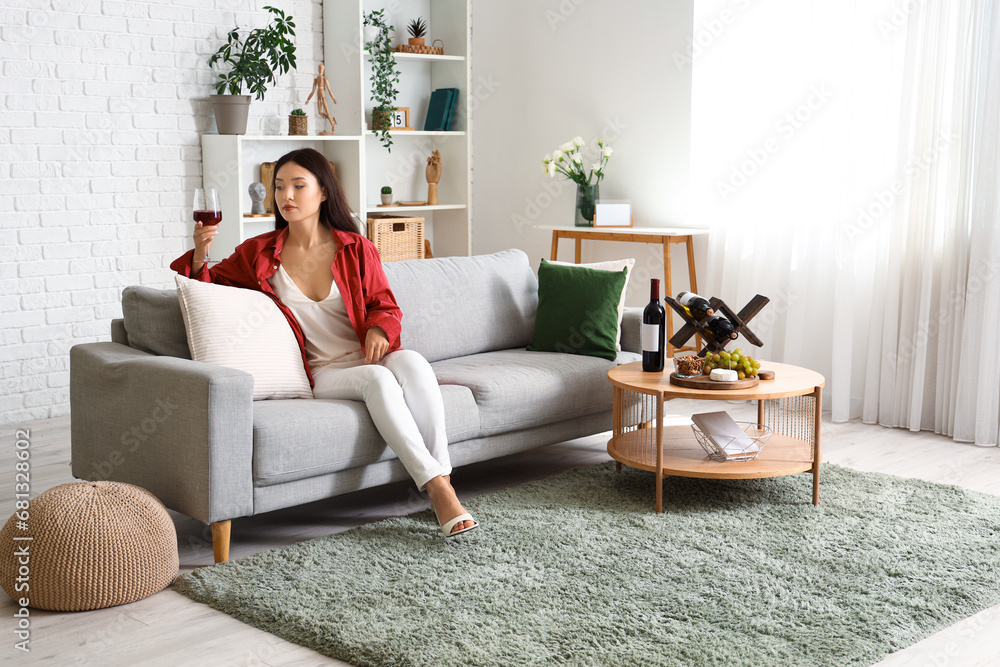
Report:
363,9,400,151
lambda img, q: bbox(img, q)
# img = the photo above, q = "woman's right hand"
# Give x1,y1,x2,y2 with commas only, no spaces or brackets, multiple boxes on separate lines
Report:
193,221,217,268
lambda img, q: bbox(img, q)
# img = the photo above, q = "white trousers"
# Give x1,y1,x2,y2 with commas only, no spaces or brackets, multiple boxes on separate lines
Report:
311,349,451,491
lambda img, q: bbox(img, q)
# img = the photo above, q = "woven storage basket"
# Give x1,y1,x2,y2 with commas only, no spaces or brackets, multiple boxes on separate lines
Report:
0,481,179,611
395,39,445,55
367,215,425,262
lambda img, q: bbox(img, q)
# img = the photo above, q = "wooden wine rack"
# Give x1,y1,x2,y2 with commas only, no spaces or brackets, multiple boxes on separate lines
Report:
665,294,769,356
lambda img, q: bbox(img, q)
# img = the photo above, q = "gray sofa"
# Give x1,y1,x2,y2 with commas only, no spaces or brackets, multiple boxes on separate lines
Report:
70,249,642,561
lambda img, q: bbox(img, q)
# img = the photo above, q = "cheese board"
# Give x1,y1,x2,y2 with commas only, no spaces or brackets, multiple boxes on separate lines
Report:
668,372,760,390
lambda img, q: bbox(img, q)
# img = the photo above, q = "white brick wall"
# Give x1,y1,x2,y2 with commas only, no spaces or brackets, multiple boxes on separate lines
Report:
0,0,325,424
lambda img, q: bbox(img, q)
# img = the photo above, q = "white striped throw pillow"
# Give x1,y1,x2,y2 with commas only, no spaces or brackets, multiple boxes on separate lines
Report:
175,275,312,400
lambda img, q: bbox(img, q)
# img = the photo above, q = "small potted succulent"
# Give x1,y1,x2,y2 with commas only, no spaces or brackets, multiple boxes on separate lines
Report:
380,186,393,205
288,108,307,135
407,18,427,47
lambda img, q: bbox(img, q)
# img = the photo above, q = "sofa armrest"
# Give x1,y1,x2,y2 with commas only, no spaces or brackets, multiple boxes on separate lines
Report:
70,342,255,525
621,307,644,354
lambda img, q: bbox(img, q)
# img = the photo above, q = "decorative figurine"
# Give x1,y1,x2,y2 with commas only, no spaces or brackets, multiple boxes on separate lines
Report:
249,182,266,214
426,150,441,205
305,64,337,135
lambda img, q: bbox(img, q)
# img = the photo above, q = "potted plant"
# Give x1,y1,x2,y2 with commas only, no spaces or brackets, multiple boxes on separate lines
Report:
363,9,400,151
208,5,297,135
380,186,393,205
407,18,427,47
288,108,307,135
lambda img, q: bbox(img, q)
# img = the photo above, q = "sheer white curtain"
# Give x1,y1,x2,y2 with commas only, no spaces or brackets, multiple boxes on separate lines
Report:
690,0,1000,444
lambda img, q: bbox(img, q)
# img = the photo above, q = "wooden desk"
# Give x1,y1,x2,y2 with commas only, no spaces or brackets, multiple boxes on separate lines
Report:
537,225,709,356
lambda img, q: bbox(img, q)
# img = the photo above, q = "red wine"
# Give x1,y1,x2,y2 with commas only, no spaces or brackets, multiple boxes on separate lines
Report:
642,279,665,372
703,313,739,343
676,291,714,319
193,210,222,225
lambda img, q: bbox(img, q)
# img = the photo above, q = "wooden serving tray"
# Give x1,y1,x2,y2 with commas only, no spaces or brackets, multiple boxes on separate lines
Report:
669,372,759,390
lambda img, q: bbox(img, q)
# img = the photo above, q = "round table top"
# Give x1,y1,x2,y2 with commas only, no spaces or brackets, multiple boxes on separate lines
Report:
609,360,824,400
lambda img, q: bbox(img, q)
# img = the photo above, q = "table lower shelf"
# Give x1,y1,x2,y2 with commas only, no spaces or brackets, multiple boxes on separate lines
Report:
608,425,814,479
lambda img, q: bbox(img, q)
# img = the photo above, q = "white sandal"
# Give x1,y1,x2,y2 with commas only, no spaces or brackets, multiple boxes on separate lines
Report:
439,512,478,537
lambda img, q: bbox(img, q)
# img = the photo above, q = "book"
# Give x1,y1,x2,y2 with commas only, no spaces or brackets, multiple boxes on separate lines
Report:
423,89,452,131
441,88,459,130
690,411,759,459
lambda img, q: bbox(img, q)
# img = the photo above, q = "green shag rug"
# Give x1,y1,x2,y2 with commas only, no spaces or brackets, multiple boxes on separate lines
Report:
174,463,1000,666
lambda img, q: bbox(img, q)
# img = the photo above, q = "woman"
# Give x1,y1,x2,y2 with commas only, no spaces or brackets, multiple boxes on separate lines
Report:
170,148,477,537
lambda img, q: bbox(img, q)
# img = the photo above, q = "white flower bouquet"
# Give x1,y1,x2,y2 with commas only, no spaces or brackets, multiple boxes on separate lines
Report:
541,136,613,186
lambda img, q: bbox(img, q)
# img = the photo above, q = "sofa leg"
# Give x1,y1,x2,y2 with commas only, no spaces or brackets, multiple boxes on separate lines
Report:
211,520,231,563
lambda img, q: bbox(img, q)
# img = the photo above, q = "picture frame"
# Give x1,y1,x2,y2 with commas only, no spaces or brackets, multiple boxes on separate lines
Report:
390,107,412,131
593,200,633,227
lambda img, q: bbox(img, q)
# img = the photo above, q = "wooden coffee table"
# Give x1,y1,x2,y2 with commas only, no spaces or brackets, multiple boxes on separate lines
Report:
607,360,825,512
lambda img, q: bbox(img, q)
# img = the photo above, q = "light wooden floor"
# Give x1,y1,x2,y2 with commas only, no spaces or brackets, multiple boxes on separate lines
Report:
3,400,1000,667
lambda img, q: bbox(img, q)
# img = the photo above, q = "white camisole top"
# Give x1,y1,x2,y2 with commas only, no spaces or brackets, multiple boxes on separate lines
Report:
267,264,366,373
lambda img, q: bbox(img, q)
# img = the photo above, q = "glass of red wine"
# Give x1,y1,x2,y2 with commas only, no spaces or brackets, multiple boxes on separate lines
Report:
192,187,222,264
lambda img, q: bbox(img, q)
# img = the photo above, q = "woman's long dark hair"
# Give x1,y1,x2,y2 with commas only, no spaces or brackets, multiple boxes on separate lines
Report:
272,148,359,234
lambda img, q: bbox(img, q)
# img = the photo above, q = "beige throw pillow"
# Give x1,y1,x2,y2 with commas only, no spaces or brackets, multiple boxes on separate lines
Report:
548,258,635,352
175,276,312,400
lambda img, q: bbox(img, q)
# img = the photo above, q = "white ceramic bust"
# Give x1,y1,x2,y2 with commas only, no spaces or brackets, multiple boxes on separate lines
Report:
249,182,266,214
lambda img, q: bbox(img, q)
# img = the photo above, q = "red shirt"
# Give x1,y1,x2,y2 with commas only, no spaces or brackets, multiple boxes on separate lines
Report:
170,227,402,387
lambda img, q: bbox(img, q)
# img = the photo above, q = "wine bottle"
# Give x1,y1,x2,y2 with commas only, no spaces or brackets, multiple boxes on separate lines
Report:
642,279,665,372
676,291,714,319
703,313,739,343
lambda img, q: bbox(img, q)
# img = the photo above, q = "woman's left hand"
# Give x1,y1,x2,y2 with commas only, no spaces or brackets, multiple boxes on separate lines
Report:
364,326,390,364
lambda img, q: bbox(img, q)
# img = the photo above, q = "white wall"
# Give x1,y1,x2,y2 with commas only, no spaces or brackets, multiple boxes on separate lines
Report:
0,0,324,425
470,0,696,306
1,0,695,425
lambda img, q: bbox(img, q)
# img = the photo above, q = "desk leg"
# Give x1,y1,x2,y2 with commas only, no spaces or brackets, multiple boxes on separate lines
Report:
575,238,582,264
655,394,664,513
663,240,675,357
812,385,822,505
550,232,559,261
685,236,703,351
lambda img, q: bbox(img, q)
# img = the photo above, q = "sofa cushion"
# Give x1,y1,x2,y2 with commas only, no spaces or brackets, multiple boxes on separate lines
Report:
121,287,191,358
252,385,480,487
382,249,538,363
548,257,635,353
430,348,641,437
175,275,312,401
527,259,628,361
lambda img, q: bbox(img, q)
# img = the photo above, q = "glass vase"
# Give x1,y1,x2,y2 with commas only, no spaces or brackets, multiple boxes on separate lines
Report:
574,183,599,227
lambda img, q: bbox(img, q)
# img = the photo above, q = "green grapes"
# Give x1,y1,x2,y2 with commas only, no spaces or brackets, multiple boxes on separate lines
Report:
702,348,763,378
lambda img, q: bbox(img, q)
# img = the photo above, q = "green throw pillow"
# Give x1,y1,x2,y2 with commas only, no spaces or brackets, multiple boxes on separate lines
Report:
527,259,627,361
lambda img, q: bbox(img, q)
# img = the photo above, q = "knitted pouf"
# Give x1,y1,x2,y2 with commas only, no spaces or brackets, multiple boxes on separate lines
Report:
0,481,179,611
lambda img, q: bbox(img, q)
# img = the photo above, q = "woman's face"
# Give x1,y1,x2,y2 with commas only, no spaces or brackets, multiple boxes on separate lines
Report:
275,162,326,226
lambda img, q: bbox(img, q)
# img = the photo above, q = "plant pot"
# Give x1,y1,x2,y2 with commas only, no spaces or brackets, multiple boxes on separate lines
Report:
408,37,425,47
380,193,393,205
289,115,307,135
371,107,392,132
210,94,251,135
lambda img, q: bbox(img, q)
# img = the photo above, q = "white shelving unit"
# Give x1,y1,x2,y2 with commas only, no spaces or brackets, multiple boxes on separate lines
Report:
199,0,471,259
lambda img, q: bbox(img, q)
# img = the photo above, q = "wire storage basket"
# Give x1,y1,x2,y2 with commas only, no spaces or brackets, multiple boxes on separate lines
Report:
691,422,773,462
